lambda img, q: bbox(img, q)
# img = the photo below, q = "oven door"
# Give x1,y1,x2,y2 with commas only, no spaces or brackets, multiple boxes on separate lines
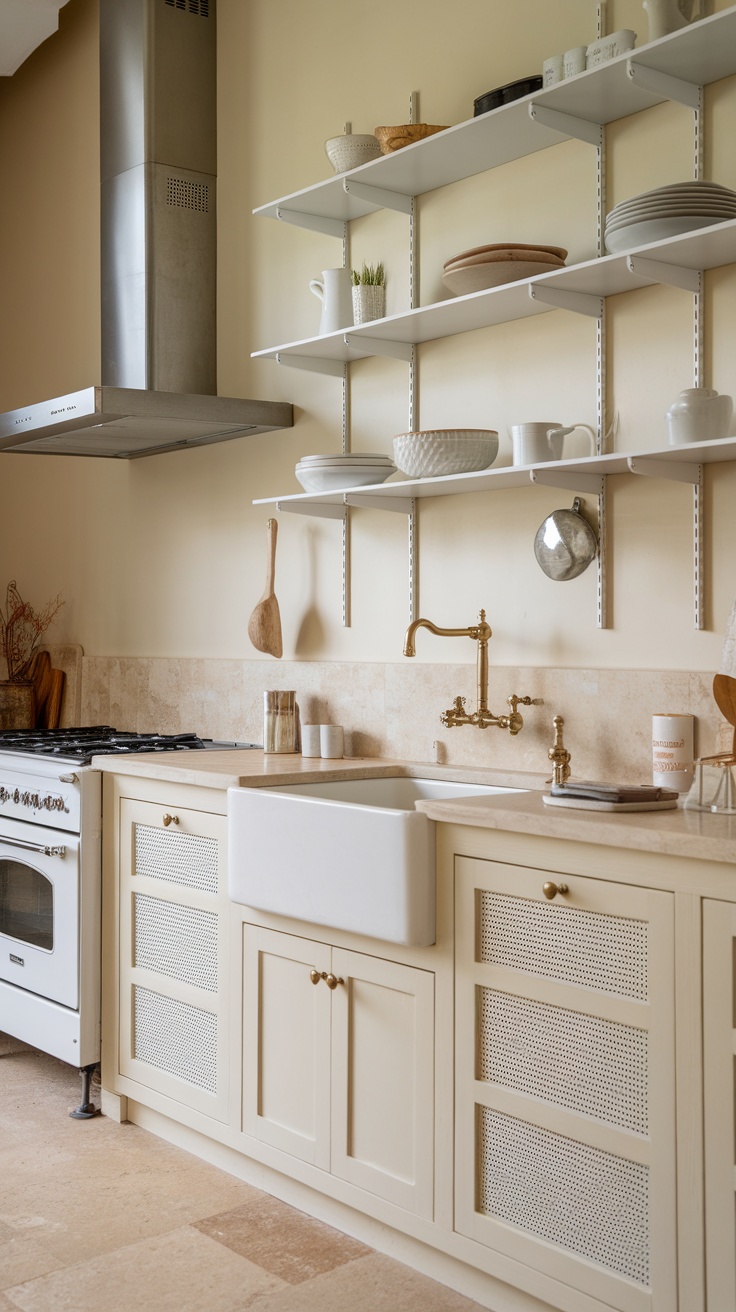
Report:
0,815,80,1010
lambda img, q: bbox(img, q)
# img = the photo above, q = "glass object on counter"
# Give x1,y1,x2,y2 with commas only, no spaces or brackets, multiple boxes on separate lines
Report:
263,690,299,754
684,756,736,814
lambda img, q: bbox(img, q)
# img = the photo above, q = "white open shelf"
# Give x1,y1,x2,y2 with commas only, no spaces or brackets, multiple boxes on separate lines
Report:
254,436,736,512
253,7,736,230
252,220,736,367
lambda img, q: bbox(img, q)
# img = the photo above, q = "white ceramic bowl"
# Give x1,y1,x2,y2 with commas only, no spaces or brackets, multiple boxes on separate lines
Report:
296,462,396,492
392,430,499,478
324,134,381,173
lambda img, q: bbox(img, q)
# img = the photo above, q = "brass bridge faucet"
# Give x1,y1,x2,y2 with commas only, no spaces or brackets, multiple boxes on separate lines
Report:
402,609,539,734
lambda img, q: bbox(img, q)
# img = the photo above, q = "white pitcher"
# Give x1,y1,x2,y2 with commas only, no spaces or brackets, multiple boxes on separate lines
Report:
309,268,353,336
510,422,597,466
643,0,696,42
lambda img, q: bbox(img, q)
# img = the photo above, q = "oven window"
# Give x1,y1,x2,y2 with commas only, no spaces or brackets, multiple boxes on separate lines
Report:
0,860,53,951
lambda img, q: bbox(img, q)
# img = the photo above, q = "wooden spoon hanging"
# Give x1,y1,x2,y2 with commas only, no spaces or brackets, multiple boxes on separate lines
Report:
247,518,283,659
712,672,736,752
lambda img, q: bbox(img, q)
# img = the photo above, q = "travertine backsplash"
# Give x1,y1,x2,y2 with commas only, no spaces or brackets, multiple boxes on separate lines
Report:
81,657,728,781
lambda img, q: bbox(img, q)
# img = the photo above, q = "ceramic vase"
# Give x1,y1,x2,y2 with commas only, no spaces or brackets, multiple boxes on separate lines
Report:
352,284,386,325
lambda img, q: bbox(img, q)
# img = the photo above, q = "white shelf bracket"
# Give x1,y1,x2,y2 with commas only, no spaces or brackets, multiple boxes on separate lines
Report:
529,469,605,496
627,457,701,484
528,284,603,319
275,353,346,378
528,102,602,147
625,255,702,292
344,494,415,514
627,458,704,629
343,335,414,362
625,60,701,109
276,501,346,520
342,179,414,215
275,207,347,239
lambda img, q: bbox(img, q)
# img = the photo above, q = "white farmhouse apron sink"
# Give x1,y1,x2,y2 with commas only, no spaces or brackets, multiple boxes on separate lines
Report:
227,776,524,946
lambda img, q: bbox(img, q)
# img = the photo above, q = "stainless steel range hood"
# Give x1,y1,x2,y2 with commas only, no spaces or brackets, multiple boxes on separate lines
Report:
0,0,292,458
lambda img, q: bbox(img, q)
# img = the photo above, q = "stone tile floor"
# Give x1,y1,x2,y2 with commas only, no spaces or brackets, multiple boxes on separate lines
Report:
0,1033,488,1311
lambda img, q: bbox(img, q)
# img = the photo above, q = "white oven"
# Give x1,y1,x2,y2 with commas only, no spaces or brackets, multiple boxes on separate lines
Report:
0,757,102,1070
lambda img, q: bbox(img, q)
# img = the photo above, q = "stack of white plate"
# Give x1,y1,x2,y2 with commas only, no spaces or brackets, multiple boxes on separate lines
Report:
442,242,567,296
295,452,396,493
604,181,736,254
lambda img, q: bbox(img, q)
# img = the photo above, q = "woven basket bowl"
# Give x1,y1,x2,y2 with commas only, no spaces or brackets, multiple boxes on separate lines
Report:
373,123,449,153
393,429,499,478
325,134,381,173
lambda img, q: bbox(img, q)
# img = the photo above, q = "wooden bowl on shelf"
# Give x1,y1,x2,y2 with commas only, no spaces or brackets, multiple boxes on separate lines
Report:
373,123,449,153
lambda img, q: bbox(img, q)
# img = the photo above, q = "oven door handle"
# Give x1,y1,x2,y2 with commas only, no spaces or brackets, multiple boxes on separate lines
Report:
0,834,66,858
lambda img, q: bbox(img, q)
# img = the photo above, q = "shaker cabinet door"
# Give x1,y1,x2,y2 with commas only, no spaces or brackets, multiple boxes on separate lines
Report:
454,857,676,1312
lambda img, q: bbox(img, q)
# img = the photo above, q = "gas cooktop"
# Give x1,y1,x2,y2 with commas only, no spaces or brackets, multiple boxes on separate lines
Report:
0,726,260,765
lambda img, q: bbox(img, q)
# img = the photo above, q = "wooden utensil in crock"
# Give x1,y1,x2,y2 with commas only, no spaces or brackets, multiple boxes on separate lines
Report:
247,518,283,659
713,672,736,753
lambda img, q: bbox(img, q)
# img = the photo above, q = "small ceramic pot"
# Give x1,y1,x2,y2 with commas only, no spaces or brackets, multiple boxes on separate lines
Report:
666,388,733,444
352,284,386,325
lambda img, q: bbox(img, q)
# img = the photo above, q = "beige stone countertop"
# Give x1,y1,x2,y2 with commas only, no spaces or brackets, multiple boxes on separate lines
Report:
91,748,546,793
415,788,736,865
92,749,736,864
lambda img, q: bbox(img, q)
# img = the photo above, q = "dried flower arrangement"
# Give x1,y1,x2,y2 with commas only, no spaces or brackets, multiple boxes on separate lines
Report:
351,261,385,286
0,581,64,682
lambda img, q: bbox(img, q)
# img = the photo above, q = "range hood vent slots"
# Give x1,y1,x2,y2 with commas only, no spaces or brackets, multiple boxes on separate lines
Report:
0,0,292,458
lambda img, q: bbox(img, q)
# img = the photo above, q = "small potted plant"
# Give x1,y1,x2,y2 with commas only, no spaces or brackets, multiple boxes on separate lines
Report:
351,261,386,325
0,581,64,728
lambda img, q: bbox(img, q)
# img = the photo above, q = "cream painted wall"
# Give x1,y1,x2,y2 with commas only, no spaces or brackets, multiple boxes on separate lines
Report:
0,0,734,672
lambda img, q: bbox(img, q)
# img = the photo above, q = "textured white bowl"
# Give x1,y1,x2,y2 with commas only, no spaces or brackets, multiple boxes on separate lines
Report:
325,134,381,173
392,430,499,478
296,462,396,492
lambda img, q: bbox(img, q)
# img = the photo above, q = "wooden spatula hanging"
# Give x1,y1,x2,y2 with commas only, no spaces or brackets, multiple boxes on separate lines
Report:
247,518,283,659
713,673,736,753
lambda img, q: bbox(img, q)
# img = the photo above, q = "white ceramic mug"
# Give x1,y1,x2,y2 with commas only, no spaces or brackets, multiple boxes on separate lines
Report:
510,422,596,466
301,724,322,758
309,268,353,336
563,45,587,77
320,724,344,759
542,54,563,86
652,713,694,792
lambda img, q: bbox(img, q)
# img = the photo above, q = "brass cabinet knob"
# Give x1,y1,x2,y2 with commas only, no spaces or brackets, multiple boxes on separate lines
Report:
325,973,345,990
542,881,569,900
309,969,322,985
162,813,179,827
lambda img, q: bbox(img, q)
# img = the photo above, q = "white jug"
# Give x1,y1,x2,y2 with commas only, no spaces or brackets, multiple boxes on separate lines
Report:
309,268,353,336
510,422,597,466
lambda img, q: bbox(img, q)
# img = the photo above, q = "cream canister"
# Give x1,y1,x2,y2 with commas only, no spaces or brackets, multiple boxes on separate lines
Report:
652,713,694,791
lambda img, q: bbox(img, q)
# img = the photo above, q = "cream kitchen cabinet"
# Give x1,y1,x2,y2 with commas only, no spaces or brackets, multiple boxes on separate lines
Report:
453,850,677,1312
102,775,231,1125
241,923,435,1219
703,898,736,1309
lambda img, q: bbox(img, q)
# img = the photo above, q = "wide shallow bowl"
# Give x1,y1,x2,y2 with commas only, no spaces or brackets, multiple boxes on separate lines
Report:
393,429,499,478
442,260,560,296
444,241,568,267
604,213,729,254
298,452,394,466
296,462,396,492
373,123,448,153
325,133,381,173
474,75,543,116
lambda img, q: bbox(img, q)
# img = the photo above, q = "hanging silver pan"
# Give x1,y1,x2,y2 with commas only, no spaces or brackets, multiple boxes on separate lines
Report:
534,497,598,581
